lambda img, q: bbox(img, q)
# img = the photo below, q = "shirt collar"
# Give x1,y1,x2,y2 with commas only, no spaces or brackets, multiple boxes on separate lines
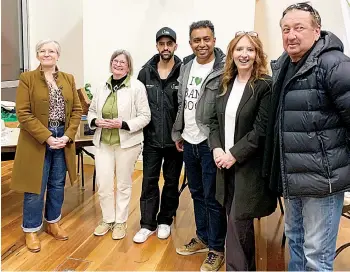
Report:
106,74,131,91
36,65,59,80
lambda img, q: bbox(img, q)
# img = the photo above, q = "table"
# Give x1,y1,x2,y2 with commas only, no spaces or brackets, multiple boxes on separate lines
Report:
1,128,96,190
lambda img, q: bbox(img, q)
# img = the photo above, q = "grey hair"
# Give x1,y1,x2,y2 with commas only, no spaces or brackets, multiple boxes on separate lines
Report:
189,20,215,38
35,39,61,56
280,2,321,28
109,49,133,76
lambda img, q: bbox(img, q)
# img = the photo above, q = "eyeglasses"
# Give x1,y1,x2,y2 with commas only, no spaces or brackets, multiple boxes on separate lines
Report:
282,2,321,26
112,59,127,66
38,49,57,55
235,31,258,38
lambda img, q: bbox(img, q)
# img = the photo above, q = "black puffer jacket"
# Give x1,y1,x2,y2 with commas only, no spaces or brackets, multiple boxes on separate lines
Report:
264,31,350,198
138,54,182,148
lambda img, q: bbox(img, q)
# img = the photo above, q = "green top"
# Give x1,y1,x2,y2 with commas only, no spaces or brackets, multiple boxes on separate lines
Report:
101,74,130,145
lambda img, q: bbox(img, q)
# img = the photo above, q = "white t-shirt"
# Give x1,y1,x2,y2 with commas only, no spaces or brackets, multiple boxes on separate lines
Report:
182,58,215,144
225,77,246,153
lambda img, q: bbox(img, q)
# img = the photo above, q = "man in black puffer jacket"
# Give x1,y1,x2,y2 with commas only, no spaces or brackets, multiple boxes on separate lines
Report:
133,27,183,244
263,3,350,271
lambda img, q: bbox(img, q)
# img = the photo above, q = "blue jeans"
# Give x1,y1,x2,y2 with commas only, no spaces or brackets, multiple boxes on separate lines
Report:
22,125,67,232
284,193,344,271
183,140,227,252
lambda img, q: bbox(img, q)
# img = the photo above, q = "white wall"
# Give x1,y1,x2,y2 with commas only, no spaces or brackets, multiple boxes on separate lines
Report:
83,0,256,89
27,0,84,87
25,0,348,88
255,0,347,65
340,0,350,55
24,0,347,162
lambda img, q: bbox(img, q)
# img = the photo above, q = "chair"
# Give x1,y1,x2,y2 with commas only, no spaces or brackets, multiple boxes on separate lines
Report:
76,147,85,187
76,147,96,191
76,88,91,115
76,87,95,190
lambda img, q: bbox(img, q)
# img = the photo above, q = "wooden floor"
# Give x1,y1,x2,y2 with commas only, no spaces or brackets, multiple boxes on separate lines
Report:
1,161,349,271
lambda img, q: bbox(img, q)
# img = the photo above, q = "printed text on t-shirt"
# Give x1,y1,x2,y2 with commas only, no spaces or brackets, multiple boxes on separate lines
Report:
184,76,202,110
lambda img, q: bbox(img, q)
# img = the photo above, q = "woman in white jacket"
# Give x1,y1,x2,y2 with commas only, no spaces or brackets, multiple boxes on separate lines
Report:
88,49,151,240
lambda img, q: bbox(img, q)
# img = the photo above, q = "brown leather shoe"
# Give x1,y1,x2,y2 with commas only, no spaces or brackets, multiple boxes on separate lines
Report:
25,232,41,253
46,222,68,241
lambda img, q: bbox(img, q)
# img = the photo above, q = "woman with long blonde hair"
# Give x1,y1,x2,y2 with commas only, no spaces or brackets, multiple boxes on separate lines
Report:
209,32,277,271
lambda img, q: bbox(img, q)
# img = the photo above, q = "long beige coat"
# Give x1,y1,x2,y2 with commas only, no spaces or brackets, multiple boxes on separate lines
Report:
11,67,82,194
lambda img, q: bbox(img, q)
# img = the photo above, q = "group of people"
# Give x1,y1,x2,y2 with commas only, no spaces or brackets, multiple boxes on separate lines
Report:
11,2,350,271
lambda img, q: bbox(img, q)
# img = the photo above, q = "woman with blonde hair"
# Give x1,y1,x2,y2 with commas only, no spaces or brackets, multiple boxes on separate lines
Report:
12,39,82,253
88,49,150,240
209,32,277,270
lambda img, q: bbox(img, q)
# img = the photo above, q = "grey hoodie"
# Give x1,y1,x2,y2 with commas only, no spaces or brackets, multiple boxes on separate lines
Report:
172,48,225,144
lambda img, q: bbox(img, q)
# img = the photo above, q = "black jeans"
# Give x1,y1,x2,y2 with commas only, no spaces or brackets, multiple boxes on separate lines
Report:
140,144,183,231
183,140,227,252
225,168,256,271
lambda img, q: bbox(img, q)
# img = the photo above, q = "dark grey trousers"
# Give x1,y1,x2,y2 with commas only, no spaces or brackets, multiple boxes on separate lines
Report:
225,171,256,271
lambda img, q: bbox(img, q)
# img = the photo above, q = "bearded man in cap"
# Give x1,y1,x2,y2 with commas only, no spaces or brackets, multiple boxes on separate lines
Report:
133,27,183,243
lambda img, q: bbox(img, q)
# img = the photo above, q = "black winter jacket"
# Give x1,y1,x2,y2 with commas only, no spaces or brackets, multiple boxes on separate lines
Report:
138,54,182,148
263,31,350,198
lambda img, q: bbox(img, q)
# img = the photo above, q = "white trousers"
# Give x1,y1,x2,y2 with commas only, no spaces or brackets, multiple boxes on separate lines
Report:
95,143,141,223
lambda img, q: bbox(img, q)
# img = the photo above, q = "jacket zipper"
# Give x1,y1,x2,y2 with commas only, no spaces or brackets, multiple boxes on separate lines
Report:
149,62,181,148
317,134,332,193
278,95,289,199
156,88,159,111
149,63,181,111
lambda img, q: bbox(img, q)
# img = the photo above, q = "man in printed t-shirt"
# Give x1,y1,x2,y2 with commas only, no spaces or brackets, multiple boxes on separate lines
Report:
172,20,227,272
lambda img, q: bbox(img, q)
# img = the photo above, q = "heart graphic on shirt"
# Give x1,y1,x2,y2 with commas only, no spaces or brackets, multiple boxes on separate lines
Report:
195,77,202,86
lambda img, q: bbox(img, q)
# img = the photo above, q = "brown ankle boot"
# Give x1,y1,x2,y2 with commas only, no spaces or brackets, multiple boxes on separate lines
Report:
25,232,41,253
46,222,68,241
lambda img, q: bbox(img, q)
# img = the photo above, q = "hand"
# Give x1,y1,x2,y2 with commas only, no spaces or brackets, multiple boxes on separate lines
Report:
175,140,184,152
95,119,114,129
57,135,70,144
215,152,236,169
46,136,66,149
46,136,60,146
213,147,225,161
107,118,122,129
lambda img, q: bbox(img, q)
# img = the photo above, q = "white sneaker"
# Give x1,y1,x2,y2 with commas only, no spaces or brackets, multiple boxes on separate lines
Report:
345,192,350,206
133,228,155,243
157,224,171,239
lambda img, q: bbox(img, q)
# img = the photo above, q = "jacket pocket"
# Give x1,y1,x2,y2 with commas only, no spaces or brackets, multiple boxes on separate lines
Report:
317,135,331,176
204,79,220,104
145,85,159,108
317,134,333,193
205,78,220,92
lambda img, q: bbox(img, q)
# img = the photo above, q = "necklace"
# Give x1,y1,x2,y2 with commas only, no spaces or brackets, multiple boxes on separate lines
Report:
46,77,57,89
